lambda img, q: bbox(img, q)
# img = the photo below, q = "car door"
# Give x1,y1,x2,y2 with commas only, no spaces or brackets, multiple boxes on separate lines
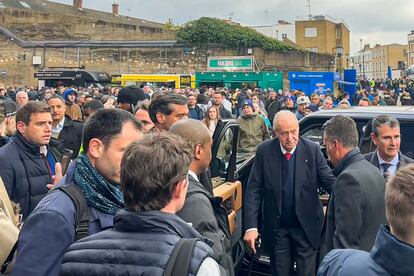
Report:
210,120,248,274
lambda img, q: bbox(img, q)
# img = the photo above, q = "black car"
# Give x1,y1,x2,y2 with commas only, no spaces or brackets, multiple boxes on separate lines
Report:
210,106,414,276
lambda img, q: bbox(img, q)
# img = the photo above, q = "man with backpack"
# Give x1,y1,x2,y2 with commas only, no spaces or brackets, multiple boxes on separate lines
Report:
12,109,143,276
60,132,222,276
171,119,234,276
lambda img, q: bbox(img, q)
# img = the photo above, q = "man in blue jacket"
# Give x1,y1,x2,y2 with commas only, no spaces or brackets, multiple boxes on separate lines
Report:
12,109,143,276
60,132,221,276
318,163,414,276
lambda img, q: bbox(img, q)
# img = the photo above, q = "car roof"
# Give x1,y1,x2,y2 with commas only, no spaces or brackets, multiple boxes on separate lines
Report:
303,106,414,121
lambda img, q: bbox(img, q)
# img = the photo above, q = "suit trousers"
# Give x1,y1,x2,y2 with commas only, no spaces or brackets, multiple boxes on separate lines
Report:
268,226,317,276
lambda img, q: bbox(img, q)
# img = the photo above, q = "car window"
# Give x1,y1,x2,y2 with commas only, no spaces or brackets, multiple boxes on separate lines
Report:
211,126,237,179
302,126,323,144
401,123,414,159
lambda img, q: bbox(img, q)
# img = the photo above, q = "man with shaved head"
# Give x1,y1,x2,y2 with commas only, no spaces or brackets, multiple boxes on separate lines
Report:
170,119,234,276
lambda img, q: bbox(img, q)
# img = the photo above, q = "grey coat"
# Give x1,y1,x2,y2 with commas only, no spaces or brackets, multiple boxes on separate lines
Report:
321,148,387,258
177,174,234,276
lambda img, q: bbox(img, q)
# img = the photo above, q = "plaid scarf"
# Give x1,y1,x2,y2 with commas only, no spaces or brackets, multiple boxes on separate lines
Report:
74,153,124,215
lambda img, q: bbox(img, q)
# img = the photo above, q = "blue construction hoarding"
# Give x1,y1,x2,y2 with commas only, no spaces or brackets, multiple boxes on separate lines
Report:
288,71,340,96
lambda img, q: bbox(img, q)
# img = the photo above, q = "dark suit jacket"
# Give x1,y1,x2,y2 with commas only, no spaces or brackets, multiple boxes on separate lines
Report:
322,148,387,256
244,137,335,249
363,151,414,171
57,116,83,158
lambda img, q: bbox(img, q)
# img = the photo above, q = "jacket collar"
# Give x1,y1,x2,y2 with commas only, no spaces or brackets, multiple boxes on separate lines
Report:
114,210,214,247
371,225,414,275
332,148,363,177
14,131,42,154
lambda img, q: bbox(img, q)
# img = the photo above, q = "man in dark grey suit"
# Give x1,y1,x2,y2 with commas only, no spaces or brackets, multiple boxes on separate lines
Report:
321,115,387,258
170,119,234,276
364,115,413,178
244,110,335,276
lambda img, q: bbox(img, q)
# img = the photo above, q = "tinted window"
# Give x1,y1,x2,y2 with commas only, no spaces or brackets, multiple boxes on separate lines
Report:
401,123,414,159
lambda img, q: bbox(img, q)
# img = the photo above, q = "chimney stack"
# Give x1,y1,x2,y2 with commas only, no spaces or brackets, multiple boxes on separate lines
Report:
112,3,119,16
76,0,83,11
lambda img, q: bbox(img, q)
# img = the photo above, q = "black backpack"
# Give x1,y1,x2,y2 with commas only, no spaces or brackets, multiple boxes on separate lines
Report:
55,185,89,241
163,238,198,276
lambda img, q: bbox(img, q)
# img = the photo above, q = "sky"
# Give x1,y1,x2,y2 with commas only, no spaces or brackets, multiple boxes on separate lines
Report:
51,0,413,55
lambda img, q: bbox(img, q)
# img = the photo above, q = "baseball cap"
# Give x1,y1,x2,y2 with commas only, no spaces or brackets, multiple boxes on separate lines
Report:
297,96,311,105
0,99,18,121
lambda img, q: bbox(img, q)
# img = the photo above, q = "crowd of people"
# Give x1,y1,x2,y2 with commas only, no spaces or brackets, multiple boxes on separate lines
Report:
0,79,413,276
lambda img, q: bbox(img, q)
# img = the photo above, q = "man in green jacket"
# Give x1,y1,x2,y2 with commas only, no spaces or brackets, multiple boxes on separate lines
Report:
237,99,270,154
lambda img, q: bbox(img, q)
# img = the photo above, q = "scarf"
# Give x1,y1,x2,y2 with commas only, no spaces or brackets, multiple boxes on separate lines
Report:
74,153,124,215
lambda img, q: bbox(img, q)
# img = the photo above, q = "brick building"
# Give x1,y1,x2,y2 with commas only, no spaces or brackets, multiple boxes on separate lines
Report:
295,15,350,70
0,0,335,86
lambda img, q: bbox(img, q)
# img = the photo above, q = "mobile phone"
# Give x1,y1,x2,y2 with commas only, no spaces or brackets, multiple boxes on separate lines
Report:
60,149,73,175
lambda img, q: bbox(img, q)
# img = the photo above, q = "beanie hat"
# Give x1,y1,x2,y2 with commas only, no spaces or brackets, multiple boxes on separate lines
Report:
117,85,147,105
242,99,254,110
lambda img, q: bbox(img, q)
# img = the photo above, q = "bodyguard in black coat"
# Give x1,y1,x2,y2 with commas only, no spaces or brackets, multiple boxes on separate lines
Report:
244,111,335,276
171,119,234,276
321,116,387,259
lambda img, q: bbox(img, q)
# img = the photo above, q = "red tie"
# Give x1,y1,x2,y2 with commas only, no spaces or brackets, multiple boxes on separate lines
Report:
284,152,292,161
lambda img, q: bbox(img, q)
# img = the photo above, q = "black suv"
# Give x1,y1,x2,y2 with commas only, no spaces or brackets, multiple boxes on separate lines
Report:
209,106,414,276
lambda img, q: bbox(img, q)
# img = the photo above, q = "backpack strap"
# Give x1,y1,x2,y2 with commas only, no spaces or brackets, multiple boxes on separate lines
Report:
56,185,89,241
163,238,198,276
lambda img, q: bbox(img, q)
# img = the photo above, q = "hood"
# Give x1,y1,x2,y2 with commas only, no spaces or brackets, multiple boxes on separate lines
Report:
63,89,76,102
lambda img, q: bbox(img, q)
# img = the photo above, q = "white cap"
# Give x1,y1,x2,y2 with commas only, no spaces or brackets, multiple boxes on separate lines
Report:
297,96,311,105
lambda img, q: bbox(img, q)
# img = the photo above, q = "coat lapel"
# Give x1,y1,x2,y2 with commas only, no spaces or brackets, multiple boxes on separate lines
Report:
269,139,283,213
370,151,380,168
294,139,307,200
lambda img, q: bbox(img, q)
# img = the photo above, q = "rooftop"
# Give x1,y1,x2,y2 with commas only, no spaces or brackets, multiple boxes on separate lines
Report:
0,0,165,29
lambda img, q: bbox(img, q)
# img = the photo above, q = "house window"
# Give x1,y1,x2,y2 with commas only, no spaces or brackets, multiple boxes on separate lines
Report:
305,27,317,38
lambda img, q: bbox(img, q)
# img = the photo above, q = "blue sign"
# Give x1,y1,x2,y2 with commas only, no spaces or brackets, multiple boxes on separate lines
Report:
288,72,337,95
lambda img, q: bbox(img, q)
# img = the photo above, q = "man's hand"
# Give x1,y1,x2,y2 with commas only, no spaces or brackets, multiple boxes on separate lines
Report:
47,162,63,190
244,229,259,254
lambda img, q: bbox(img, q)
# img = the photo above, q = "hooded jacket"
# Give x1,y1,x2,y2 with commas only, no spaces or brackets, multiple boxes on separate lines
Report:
318,225,414,276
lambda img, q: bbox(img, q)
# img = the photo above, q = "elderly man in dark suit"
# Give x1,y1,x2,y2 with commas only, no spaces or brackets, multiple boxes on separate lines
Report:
244,110,335,276
321,115,387,258
364,115,413,179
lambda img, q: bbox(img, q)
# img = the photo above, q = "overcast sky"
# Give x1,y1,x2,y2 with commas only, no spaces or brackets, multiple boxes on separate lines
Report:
51,0,413,54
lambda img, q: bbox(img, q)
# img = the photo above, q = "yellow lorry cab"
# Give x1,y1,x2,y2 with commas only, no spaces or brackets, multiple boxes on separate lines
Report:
114,74,195,89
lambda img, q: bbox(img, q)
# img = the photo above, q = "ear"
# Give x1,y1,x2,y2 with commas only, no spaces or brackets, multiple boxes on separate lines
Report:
16,121,26,134
172,178,188,199
87,138,104,159
194,144,203,161
156,112,165,124
370,133,378,146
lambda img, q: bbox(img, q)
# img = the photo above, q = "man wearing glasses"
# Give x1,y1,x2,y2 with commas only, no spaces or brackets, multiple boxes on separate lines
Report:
243,110,335,276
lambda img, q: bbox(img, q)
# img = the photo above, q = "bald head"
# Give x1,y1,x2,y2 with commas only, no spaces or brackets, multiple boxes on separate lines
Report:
170,118,211,146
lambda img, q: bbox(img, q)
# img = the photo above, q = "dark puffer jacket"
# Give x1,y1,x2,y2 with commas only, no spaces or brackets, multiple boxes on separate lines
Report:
60,210,216,276
0,132,60,219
